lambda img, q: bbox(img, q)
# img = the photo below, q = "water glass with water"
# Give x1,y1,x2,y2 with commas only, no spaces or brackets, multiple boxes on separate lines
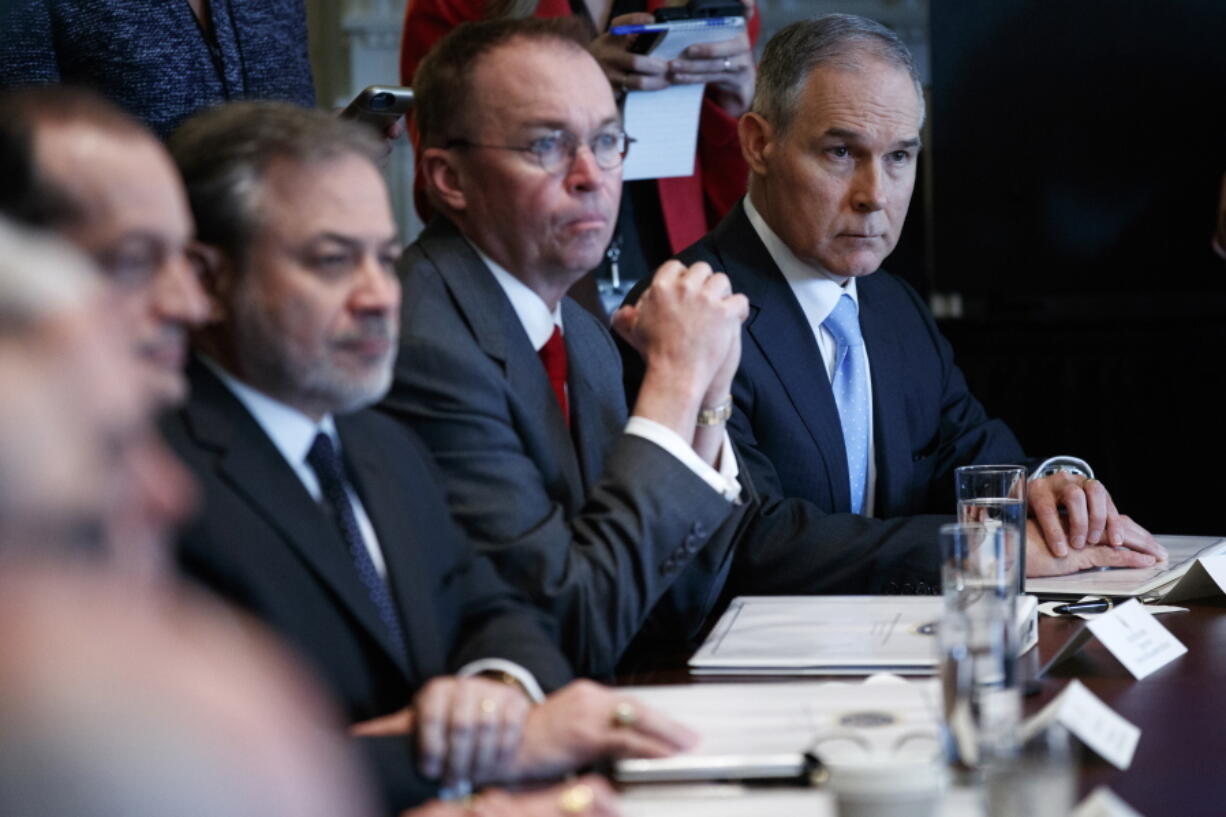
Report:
955,465,1027,595
938,522,1022,771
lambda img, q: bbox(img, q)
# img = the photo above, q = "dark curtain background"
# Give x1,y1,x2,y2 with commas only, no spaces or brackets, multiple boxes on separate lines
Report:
917,1,1226,533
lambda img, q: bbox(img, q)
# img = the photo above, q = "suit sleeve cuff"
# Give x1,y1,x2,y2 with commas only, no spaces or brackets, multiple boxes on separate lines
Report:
1029,455,1094,480
625,416,742,502
456,658,545,703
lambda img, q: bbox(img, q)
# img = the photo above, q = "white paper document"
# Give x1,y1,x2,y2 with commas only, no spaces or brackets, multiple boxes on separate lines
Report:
619,782,985,817
1026,535,1226,599
1071,786,1146,817
1085,599,1187,679
1023,680,1140,770
620,19,745,181
690,596,943,675
613,677,941,782
690,595,1036,676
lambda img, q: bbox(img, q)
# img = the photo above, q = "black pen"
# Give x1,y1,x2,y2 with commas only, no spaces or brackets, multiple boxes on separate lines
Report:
1052,599,1113,615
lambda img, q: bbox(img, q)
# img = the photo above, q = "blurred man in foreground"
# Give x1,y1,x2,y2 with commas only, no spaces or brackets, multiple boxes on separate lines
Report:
0,86,210,408
0,565,377,817
0,218,193,577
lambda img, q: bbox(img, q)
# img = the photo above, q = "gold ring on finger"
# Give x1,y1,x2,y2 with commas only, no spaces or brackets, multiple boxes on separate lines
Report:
611,701,638,728
558,783,595,814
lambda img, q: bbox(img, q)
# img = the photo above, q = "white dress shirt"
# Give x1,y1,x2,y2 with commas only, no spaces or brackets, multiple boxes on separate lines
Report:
474,242,742,502
205,357,545,702
743,196,879,515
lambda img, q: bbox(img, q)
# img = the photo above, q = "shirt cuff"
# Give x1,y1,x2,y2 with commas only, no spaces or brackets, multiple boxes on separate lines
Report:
456,658,545,703
625,416,742,502
1029,456,1094,481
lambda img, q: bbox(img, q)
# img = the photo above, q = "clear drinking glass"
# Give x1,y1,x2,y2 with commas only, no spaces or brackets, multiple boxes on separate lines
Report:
955,464,1027,595
983,723,1078,816
938,522,1021,771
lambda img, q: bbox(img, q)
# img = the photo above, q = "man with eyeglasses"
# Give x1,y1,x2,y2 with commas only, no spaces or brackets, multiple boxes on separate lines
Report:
383,17,753,678
0,87,210,409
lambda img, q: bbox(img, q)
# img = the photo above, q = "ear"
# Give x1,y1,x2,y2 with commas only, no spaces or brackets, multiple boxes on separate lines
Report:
420,146,467,213
738,112,775,177
186,241,234,325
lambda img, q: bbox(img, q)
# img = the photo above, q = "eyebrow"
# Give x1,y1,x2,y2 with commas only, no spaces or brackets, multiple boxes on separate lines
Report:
822,128,922,150
517,115,622,133
311,233,400,250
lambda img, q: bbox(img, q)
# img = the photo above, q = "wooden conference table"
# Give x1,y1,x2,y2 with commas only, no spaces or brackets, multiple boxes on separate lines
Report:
616,597,1226,817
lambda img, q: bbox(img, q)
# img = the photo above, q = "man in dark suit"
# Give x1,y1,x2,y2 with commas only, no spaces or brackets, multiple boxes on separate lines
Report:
164,101,684,816
636,15,1165,570
384,18,763,678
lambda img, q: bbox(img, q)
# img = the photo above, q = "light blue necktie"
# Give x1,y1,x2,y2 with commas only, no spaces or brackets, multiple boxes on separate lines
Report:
823,294,870,514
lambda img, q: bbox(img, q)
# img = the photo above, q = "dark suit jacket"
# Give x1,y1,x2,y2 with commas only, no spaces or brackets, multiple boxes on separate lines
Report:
165,359,572,812
674,201,1027,518
381,217,745,678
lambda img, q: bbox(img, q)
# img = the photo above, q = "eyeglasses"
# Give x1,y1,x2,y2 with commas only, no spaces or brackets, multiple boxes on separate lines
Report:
445,130,635,175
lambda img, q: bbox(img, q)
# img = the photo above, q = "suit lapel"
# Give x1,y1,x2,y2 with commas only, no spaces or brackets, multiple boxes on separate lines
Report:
713,205,851,511
561,300,622,492
183,361,411,678
416,218,586,510
858,276,913,517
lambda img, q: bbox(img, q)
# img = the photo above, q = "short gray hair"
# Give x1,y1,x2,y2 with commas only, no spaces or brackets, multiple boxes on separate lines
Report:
753,14,924,134
168,103,384,263
0,217,97,336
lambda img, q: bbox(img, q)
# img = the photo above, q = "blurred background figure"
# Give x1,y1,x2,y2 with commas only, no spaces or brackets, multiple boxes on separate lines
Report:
0,565,377,817
0,217,195,581
399,0,760,318
0,0,315,139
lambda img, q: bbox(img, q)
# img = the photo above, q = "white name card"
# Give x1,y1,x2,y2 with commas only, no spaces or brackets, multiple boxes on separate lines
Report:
1163,553,1226,603
1086,599,1187,679
1071,786,1145,817
1024,680,1140,770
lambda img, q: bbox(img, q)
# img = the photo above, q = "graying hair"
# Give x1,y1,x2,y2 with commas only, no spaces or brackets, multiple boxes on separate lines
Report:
0,217,97,336
752,14,924,134
168,102,384,263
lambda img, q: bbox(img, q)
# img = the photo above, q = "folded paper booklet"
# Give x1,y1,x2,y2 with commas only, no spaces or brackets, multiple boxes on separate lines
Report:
1026,535,1226,600
614,676,941,783
688,595,1038,676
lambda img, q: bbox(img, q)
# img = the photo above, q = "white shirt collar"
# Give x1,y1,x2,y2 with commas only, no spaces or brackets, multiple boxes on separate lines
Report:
201,356,338,467
469,240,563,352
743,195,860,324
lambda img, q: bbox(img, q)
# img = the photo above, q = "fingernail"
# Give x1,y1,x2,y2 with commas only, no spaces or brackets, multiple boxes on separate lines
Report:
1072,536,1085,549
1111,532,1123,546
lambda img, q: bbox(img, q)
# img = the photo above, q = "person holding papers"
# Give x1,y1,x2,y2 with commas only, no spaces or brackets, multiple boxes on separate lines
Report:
623,14,1166,569
399,0,759,306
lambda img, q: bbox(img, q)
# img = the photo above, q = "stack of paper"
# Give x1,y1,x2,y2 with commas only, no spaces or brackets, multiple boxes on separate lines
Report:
1026,535,1225,599
614,676,941,783
689,595,1039,676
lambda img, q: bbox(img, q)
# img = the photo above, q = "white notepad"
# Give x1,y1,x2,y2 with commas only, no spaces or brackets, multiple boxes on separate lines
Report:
1025,535,1226,599
614,676,941,783
689,595,1038,677
619,18,746,181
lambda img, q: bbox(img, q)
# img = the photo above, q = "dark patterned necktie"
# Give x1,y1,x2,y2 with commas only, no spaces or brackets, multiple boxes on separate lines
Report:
306,432,406,660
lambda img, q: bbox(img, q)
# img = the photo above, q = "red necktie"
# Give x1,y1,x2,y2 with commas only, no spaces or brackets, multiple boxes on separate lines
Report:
538,326,570,426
